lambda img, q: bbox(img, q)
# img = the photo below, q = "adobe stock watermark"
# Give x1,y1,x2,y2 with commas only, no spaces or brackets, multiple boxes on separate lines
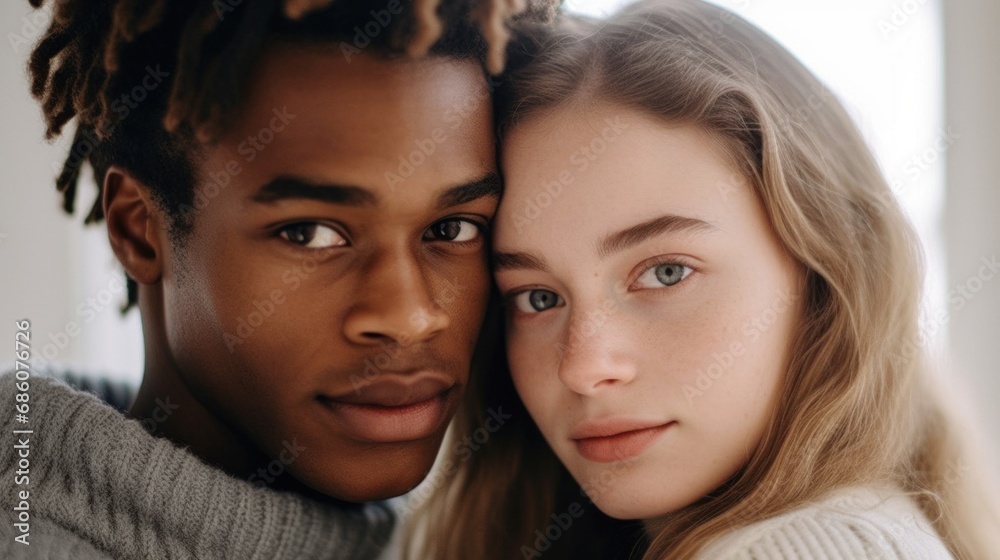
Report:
7,4,62,54
875,127,960,216
689,0,752,46
772,82,836,139
510,115,631,234
111,65,170,120
384,75,502,191
339,0,408,62
214,0,247,20
878,0,931,40
562,0,749,48
553,289,623,362
946,255,999,312
34,275,127,370
138,396,179,434
892,254,999,368
223,243,336,352
397,406,512,519
177,106,295,223
521,504,586,559
521,454,638,559
349,277,469,392
223,232,465,355
827,493,924,552
248,439,307,487
49,65,171,179
716,171,751,203
683,287,798,405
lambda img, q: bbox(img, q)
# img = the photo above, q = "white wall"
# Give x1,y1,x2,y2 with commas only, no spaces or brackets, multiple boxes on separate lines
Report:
0,3,144,382
942,0,1000,457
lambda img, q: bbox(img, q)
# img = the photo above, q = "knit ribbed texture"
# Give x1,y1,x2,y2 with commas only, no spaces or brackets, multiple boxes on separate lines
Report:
0,372,394,560
696,486,955,559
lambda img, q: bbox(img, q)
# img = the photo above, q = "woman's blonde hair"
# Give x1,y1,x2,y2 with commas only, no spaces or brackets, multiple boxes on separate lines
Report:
408,1,1000,558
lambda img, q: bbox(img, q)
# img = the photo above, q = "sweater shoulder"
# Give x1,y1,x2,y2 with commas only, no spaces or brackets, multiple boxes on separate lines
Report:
697,487,955,560
0,365,135,412
0,517,114,560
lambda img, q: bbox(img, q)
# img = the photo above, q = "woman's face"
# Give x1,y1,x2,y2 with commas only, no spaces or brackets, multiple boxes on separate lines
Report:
493,104,803,520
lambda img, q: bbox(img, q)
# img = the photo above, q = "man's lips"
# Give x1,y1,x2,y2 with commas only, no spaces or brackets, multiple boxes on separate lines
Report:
324,373,455,407
318,371,457,443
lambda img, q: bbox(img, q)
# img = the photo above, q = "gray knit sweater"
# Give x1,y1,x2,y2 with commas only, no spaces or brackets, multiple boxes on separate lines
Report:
0,371,394,560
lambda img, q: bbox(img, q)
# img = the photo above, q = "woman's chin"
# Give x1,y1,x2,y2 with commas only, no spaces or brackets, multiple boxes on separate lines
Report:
585,484,699,522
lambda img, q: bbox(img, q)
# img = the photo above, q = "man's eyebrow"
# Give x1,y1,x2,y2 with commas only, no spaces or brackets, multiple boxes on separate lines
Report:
251,176,378,206
492,251,550,273
597,214,718,260
436,173,502,209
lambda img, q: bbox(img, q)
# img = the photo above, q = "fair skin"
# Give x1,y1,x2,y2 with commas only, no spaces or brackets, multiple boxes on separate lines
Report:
493,103,804,520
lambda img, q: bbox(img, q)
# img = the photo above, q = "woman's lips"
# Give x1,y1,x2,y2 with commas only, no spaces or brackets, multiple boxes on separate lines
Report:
572,420,675,463
319,374,455,443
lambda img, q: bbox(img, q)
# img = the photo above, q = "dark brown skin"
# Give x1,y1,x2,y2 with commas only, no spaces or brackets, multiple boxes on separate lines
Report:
104,43,497,502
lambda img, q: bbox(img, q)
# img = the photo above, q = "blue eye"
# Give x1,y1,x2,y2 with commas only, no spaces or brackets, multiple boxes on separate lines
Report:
634,262,692,288
424,218,482,243
279,223,348,249
512,289,564,313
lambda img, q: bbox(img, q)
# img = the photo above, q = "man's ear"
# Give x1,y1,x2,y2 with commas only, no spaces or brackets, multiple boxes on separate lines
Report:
103,165,164,285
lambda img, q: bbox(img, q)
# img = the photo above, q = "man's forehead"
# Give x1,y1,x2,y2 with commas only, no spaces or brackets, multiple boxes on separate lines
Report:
254,42,490,99
220,46,493,144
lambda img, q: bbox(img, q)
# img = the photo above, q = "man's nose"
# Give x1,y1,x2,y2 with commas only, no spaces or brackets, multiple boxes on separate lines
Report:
342,252,450,347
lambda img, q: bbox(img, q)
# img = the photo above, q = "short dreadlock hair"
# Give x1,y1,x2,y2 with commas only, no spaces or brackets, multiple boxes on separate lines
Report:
26,0,557,311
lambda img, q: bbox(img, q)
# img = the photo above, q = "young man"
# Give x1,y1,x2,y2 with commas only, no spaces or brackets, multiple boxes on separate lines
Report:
1,1,554,558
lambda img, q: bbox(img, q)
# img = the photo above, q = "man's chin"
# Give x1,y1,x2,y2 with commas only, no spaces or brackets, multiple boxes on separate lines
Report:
302,470,433,503
291,445,443,503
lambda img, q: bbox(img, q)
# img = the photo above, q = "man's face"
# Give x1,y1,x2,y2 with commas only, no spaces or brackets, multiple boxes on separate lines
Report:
160,44,496,501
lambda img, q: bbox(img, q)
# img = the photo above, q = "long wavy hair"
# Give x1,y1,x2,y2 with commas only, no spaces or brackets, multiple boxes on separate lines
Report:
407,1,1000,558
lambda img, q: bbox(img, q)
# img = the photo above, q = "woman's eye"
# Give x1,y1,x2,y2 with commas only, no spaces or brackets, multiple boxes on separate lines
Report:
634,262,692,288
278,223,348,249
424,218,482,243
511,289,564,314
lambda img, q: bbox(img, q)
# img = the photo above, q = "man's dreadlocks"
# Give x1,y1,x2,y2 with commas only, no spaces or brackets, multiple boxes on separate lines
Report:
25,0,557,310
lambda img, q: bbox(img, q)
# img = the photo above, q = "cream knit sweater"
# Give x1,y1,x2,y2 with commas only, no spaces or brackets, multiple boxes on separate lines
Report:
696,485,955,559
0,371,394,560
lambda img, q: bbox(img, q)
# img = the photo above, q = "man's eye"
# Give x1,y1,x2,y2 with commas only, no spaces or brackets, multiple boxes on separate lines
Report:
278,223,348,249
511,289,564,314
424,218,482,243
634,262,692,288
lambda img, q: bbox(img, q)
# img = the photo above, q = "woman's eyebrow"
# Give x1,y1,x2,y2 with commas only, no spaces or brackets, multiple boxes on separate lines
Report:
596,214,718,260
493,214,716,273
492,250,550,273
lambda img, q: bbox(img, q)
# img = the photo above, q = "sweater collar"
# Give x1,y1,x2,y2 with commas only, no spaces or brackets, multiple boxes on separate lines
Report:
2,373,394,559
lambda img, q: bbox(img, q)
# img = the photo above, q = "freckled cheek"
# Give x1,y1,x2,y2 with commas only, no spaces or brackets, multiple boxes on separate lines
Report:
632,311,727,389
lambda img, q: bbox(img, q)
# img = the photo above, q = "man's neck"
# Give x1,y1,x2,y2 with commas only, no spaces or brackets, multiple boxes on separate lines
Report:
128,345,348,502
127,362,264,479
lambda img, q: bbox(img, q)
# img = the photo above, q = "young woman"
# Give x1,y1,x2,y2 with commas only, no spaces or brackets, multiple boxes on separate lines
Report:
408,1,1000,559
